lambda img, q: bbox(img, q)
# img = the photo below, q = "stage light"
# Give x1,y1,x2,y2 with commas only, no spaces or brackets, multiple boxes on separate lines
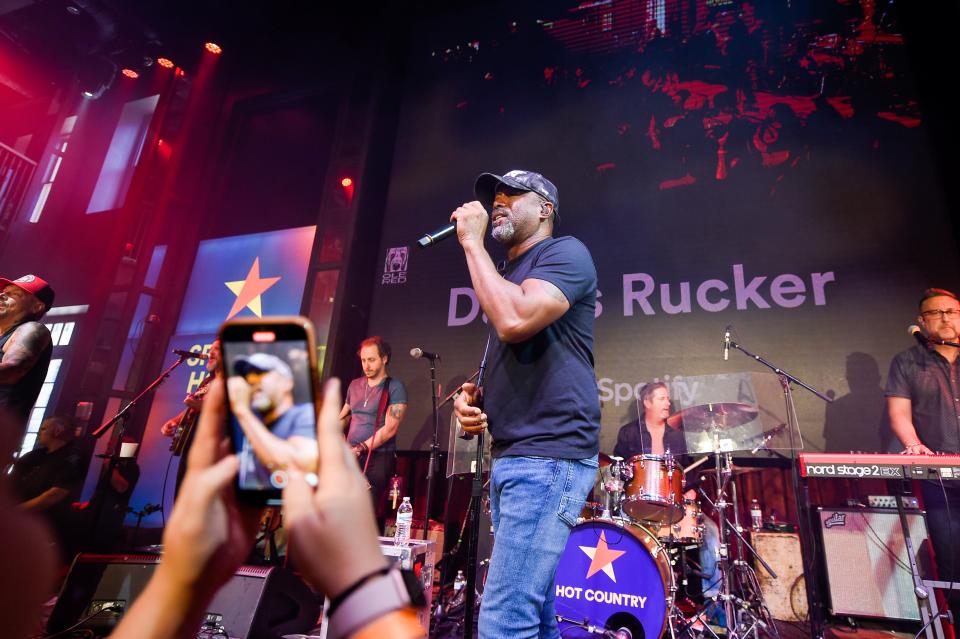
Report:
121,68,139,79
78,55,117,99
157,57,174,69
205,42,222,55
339,176,355,204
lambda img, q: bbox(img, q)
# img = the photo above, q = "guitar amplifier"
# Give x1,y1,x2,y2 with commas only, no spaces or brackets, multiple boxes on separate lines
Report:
47,553,321,637
817,507,930,621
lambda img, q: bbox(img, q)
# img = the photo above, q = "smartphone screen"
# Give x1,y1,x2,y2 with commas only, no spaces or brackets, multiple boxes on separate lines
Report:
220,319,318,505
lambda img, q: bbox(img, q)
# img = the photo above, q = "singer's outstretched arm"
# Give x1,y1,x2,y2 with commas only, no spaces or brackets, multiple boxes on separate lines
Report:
452,201,569,343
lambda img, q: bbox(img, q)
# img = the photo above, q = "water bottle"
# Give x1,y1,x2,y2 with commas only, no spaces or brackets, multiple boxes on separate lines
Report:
394,496,413,547
750,498,763,531
453,570,466,593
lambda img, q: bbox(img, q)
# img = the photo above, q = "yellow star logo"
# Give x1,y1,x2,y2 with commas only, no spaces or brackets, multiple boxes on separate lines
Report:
224,257,281,320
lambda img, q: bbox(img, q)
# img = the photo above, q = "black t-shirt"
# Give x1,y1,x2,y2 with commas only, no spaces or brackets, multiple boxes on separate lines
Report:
11,441,86,538
885,344,960,453
484,236,600,459
613,420,690,460
613,419,699,490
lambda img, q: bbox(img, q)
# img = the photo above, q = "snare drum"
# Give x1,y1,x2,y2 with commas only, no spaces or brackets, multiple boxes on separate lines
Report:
554,520,674,639
623,454,683,523
657,499,704,544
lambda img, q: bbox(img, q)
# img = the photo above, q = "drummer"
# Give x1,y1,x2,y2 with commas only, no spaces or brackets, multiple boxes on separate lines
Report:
613,382,723,620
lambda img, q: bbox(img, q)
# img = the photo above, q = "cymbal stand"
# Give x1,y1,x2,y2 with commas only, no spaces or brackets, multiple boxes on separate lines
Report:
697,482,779,638
697,425,779,639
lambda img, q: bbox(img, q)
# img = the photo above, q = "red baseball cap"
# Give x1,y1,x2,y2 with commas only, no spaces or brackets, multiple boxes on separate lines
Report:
0,274,55,312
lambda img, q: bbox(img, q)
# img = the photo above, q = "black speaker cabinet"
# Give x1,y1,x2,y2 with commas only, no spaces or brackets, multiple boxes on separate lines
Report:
47,553,321,637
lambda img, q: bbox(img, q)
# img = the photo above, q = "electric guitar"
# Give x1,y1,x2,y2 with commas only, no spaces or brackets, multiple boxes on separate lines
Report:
169,375,214,456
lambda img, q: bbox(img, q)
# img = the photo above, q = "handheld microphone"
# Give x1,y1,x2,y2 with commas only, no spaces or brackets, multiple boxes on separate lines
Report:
723,326,731,361
410,347,441,361
173,349,209,360
417,223,456,248
908,325,929,347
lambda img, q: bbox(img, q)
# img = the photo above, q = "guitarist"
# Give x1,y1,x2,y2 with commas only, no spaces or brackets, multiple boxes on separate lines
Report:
161,340,220,493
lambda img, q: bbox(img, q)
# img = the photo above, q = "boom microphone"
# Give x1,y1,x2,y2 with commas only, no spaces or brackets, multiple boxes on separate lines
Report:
410,347,441,361
908,325,929,347
417,222,456,248
173,349,209,360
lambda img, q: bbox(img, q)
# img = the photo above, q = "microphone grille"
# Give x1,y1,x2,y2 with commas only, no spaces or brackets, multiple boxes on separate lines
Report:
410,348,422,359
908,324,922,336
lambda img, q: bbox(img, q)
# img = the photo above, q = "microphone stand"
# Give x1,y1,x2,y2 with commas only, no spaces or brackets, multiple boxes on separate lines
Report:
463,336,492,639
726,336,830,639
423,355,441,542
433,367,480,626
929,337,960,348
86,353,188,549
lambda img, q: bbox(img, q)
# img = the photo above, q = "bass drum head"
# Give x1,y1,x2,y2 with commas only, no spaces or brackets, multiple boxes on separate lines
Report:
554,520,673,639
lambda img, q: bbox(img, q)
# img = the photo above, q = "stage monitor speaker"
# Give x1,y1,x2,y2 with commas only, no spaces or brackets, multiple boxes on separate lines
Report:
47,553,321,638
817,507,930,621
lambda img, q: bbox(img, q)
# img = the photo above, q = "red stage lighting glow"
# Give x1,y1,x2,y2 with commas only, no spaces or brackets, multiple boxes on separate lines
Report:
205,42,222,55
339,176,355,204
121,68,139,79
157,57,175,69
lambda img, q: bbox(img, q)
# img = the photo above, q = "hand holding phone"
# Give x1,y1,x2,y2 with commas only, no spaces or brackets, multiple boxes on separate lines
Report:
283,378,390,601
220,317,321,505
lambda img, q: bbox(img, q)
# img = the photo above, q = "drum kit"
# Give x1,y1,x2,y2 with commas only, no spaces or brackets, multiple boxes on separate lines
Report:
554,402,782,639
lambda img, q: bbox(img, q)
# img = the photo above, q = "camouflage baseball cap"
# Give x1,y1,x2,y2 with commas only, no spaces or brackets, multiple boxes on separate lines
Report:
474,170,561,226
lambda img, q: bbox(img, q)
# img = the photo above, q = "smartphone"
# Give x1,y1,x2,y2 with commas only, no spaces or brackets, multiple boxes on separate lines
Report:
219,316,320,505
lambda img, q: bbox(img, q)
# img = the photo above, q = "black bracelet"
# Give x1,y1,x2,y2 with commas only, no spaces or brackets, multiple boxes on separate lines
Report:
328,566,391,617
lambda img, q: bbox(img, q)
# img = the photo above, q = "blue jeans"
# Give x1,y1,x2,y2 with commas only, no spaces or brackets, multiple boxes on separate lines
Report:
700,517,721,598
480,455,599,639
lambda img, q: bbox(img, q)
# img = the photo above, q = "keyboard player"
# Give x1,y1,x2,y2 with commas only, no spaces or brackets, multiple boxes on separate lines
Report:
887,287,960,624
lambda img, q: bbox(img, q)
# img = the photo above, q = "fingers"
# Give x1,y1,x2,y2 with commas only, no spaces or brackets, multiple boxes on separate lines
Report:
456,410,486,426
317,379,350,477
461,382,477,393
183,455,239,510
461,422,488,435
188,377,227,470
282,467,314,528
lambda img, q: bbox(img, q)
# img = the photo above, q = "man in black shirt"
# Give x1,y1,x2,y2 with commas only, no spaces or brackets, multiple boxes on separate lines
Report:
614,382,688,460
11,416,85,562
887,287,960,624
453,170,600,638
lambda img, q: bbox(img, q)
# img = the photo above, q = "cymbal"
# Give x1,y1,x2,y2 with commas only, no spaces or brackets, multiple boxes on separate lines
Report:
667,402,758,431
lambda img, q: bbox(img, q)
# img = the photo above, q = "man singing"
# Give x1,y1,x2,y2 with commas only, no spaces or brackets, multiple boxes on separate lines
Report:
887,287,960,624
453,170,600,638
227,352,316,490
